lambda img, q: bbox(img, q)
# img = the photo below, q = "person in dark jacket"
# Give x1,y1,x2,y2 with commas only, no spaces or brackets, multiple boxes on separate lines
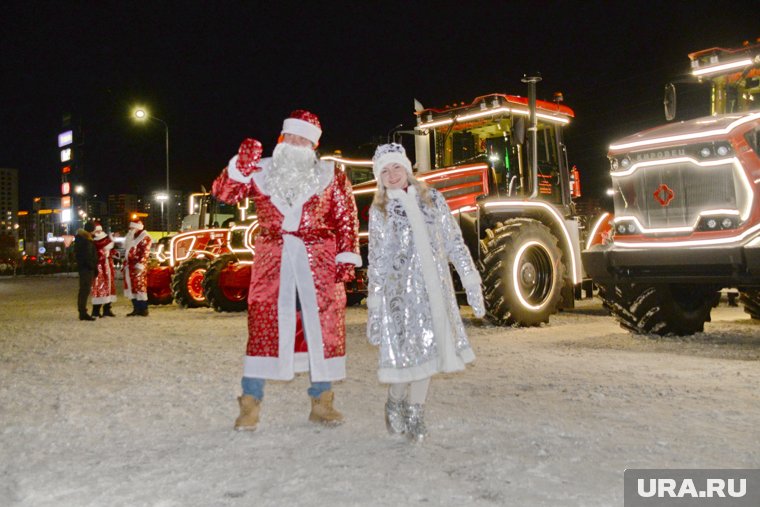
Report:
74,221,97,321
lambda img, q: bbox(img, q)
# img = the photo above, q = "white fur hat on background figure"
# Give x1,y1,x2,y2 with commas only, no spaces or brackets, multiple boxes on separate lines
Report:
372,143,413,182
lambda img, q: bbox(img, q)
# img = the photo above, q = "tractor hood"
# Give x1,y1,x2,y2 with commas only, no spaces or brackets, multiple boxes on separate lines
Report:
608,111,760,156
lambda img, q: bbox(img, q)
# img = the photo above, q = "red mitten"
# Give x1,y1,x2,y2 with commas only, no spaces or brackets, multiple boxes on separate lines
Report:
336,263,355,283
236,138,263,176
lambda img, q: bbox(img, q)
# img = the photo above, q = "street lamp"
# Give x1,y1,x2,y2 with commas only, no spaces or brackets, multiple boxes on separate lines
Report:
133,106,170,229
155,192,168,235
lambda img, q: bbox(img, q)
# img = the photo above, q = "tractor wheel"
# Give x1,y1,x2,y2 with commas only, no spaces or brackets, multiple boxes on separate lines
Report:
479,218,564,326
739,288,760,320
597,283,719,336
172,257,210,308
203,254,248,312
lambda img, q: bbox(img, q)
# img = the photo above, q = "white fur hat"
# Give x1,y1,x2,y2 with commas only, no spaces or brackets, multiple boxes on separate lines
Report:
281,109,322,145
372,143,413,182
93,223,107,240
129,220,144,231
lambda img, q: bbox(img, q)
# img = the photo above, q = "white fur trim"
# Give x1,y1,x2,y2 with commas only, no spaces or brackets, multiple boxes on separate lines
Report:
129,221,144,231
282,118,322,145
387,186,465,373
461,271,482,289
226,154,255,183
93,231,107,241
377,347,474,383
336,252,362,267
372,152,413,181
92,295,117,304
135,263,144,271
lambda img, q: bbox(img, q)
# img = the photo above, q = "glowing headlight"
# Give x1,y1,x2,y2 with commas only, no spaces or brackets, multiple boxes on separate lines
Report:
627,223,636,233
699,147,712,158
716,145,729,156
721,217,734,228
616,224,627,234
620,158,631,168
706,218,718,229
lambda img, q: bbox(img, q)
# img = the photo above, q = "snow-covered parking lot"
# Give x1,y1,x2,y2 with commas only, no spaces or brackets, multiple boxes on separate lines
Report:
1,276,759,506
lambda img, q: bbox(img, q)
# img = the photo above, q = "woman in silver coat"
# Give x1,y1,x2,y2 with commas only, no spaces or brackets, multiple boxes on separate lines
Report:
366,143,485,443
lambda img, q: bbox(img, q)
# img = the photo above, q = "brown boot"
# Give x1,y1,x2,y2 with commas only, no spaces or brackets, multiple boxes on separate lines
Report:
308,391,344,426
234,395,261,431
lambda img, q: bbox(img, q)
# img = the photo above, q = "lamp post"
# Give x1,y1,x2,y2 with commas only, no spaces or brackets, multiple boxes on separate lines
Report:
133,107,170,229
155,193,168,235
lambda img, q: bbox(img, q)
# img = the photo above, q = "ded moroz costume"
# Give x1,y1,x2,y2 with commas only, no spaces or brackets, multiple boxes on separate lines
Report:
90,223,117,317
123,219,152,317
212,110,361,430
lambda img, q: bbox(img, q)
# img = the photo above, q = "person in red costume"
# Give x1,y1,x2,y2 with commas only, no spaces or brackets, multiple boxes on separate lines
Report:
123,219,152,317
212,110,361,431
90,223,117,317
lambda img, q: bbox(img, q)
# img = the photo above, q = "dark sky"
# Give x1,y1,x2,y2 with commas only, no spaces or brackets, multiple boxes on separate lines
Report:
2,1,758,209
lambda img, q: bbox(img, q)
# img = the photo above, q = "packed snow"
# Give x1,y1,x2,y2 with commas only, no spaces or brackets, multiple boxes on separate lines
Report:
1,275,759,506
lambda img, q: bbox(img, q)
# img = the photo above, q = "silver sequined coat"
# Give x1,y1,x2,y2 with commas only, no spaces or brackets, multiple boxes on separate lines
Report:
366,185,484,383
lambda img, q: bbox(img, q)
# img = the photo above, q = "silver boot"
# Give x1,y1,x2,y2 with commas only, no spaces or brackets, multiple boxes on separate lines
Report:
385,398,407,435
405,403,428,443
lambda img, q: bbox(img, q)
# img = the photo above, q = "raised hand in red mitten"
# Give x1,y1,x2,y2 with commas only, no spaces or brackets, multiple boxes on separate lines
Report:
236,138,263,176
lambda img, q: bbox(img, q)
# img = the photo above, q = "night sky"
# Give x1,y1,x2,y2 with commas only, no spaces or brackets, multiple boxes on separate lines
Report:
2,1,758,209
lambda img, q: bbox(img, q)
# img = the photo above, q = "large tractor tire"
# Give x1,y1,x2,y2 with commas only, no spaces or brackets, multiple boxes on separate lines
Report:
739,288,760,320
146,266,173,305
479,218,565,326
598,283,719,336
172,257,210,308
203,254,248,312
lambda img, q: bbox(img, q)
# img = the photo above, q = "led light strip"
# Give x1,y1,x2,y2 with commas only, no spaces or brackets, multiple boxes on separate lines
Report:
418,106,571,130
692,58,753,77
615,222,760,248
614,209,743,235
609,112,760,151
320,156,373,166
611,156,753,221
483,200,580,284
586,212,611,250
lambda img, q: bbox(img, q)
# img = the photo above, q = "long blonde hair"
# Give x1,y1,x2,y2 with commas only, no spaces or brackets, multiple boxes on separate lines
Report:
372,175,433,216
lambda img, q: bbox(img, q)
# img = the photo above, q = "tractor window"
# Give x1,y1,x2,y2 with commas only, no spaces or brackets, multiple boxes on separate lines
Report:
745,127,760,155
536,124,558,166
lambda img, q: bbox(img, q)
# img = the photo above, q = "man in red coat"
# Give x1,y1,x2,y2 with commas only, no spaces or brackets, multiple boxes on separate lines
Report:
91,223,117,317
212,110,361,431
123,219,152,317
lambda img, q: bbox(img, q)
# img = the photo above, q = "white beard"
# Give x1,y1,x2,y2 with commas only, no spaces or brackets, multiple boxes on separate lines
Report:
266,143,321,205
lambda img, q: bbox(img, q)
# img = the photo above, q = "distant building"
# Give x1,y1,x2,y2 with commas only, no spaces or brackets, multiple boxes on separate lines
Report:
107,194,140,234
0,168,19,258
141,189,185,232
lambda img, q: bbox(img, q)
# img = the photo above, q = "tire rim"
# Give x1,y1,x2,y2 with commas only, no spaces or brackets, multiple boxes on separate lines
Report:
221,285,246,302
188,268,207,302
512,240,555,310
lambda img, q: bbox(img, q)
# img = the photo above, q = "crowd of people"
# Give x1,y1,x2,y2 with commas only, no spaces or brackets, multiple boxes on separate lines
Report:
74,109,485,444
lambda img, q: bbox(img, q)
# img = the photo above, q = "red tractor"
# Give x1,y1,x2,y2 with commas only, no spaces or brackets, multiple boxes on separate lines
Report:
582,40,760,334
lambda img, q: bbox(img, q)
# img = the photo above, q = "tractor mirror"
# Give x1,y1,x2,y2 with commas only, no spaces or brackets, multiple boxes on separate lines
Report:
664,83,676,121
513,117,526,145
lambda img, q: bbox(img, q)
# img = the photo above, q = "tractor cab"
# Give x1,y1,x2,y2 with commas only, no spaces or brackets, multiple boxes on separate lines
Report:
413,89,577,214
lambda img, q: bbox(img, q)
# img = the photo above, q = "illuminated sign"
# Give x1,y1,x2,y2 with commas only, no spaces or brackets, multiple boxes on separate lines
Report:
61,196,71,208
60,148,72,162
62,166,71,174
61,182,70,195
58,130,73,147
61,209,72,223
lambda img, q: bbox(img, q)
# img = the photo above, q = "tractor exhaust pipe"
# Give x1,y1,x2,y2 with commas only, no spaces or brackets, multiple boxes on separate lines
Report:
521,73,542,198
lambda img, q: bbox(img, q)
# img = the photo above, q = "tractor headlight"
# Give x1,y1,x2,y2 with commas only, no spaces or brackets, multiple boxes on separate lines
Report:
699,147,712,158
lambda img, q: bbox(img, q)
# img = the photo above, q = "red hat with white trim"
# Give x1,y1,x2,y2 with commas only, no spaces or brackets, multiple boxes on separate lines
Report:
93,222,107,240
281,109,322,145
129,220,144,231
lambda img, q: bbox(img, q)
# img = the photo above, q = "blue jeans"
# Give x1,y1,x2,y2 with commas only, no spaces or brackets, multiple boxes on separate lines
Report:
242,377,331,401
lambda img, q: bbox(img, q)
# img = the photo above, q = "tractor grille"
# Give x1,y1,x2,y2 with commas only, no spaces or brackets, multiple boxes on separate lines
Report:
611,159,746,229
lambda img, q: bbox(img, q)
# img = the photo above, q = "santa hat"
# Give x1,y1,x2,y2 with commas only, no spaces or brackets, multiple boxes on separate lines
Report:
93,222,107,240
372,143,413,182
281,109,322,145
129,220,144,231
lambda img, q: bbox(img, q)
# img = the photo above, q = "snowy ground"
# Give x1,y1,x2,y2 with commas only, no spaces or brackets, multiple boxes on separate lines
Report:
1,276,759,507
